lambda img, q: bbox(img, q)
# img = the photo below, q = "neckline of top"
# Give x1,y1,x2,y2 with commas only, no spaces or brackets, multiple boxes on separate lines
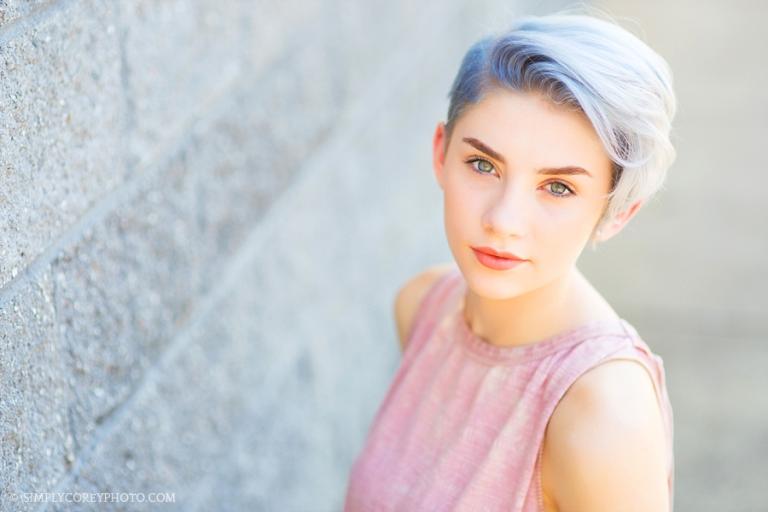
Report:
446,268,635,364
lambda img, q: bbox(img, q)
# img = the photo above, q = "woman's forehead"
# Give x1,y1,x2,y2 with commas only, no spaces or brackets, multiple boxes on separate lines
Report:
460,89,595,139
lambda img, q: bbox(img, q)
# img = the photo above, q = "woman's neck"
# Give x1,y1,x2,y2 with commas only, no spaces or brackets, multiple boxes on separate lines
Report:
461,267,616,348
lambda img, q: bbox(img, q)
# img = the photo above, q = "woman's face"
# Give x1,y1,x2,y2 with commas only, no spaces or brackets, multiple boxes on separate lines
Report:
433,87,622,299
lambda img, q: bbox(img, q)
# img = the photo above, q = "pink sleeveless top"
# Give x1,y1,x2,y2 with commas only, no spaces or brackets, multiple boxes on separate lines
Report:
343,267,675,511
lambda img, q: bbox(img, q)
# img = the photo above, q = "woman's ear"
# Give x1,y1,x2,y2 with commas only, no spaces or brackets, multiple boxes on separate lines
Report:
593,199,645,243
432,122,447,190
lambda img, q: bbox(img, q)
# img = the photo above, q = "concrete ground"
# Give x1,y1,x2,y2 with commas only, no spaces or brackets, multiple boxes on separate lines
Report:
577,1,768,509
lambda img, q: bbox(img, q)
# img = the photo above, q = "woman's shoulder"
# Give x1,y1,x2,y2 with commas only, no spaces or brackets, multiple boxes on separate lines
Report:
541,357,670,510
393,262,457,353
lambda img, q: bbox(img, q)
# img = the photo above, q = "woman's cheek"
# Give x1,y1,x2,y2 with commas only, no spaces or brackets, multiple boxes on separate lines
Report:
540,199,587,226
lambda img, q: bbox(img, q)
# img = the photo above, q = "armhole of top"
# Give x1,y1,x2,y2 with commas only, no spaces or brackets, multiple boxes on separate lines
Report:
403,268,458,356
609,357,663,416
586,325,670,434
589,350,674,484
599,338,671,432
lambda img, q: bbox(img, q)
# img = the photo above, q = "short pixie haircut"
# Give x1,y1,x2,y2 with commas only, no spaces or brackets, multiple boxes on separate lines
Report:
444,10,677,246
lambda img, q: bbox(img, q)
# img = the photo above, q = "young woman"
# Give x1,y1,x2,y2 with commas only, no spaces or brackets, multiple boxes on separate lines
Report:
344,10,676,512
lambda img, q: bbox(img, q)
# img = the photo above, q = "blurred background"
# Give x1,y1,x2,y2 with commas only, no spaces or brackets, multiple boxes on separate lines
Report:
582,1,768,509
0,0,764,510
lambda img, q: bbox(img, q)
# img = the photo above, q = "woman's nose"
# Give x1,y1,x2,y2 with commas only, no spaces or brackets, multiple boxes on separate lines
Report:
483,181,531,238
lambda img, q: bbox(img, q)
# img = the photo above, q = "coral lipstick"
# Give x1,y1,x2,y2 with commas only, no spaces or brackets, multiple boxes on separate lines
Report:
471,246,528,271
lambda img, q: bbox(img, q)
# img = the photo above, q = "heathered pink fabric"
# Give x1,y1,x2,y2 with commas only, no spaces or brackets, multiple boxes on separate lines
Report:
344,267,674,512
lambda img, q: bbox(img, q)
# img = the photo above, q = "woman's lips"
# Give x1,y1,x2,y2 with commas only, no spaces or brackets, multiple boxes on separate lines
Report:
471,247,528,271
471,246,526,260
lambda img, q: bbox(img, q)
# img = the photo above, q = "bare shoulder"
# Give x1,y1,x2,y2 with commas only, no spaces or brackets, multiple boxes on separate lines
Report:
541,359,669,512
393,262,456,353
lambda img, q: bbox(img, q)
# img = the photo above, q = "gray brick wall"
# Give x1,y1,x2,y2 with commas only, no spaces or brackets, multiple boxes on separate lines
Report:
0,0,545,510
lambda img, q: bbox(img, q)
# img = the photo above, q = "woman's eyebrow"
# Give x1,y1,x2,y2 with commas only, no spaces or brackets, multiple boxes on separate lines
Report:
461,136,593,178
462,137,506,163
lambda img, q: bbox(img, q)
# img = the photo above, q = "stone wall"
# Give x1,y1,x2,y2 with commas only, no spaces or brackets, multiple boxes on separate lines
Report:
0,0,542,509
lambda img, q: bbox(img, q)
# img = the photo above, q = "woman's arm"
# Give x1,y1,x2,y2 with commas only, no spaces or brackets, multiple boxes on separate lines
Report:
542,359,670,512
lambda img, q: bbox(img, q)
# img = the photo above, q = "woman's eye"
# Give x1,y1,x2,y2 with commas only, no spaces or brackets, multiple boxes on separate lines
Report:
545,181,575,198
466,158,575,198
468,158,495,175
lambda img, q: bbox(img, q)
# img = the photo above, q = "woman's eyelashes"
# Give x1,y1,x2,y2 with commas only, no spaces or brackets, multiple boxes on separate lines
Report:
464,157,576,198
